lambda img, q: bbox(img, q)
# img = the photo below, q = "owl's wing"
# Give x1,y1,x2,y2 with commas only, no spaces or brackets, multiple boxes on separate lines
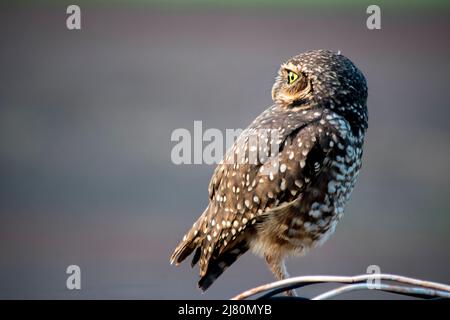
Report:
170,107,343,290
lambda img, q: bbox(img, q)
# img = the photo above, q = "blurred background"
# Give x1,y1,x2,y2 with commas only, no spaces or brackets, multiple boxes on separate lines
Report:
0,0,449,299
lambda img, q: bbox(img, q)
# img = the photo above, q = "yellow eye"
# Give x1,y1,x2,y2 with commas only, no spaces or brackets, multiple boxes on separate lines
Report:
287,71,299,84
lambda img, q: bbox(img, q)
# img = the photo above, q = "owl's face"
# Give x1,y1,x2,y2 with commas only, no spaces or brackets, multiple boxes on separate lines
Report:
271,50,368,133
271,62,312,108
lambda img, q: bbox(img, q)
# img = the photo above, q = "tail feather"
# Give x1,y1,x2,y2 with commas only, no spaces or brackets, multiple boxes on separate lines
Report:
190,247,201,267
170,210,207,266
170,238,197,266
198,241,249,291
170,206,250,292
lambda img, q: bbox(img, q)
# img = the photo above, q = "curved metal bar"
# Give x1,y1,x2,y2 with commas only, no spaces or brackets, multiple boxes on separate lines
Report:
231,274,450,300
312,283,450,300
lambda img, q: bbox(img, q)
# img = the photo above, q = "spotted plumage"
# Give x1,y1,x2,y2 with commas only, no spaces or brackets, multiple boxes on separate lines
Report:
170,50,368,294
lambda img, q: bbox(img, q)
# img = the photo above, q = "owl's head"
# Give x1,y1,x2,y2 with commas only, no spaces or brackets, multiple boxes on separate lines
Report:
271,50,368,132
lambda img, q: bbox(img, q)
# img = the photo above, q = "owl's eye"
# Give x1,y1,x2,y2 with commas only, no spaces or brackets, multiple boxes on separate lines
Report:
287,71,299,84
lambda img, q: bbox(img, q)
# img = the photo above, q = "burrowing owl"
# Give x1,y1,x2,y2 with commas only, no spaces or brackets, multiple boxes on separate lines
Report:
170,50,368,294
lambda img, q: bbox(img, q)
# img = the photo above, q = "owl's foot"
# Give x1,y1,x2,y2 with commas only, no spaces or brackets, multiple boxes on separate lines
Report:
265,254,297,296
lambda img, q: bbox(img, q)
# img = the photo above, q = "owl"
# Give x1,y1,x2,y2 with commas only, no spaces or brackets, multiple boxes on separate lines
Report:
170,50,368,295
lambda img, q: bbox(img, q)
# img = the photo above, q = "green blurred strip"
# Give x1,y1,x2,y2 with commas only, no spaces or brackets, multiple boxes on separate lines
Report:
2,0,450,11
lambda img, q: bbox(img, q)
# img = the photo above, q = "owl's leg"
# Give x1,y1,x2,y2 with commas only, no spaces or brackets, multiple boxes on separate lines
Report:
265,254,297,297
